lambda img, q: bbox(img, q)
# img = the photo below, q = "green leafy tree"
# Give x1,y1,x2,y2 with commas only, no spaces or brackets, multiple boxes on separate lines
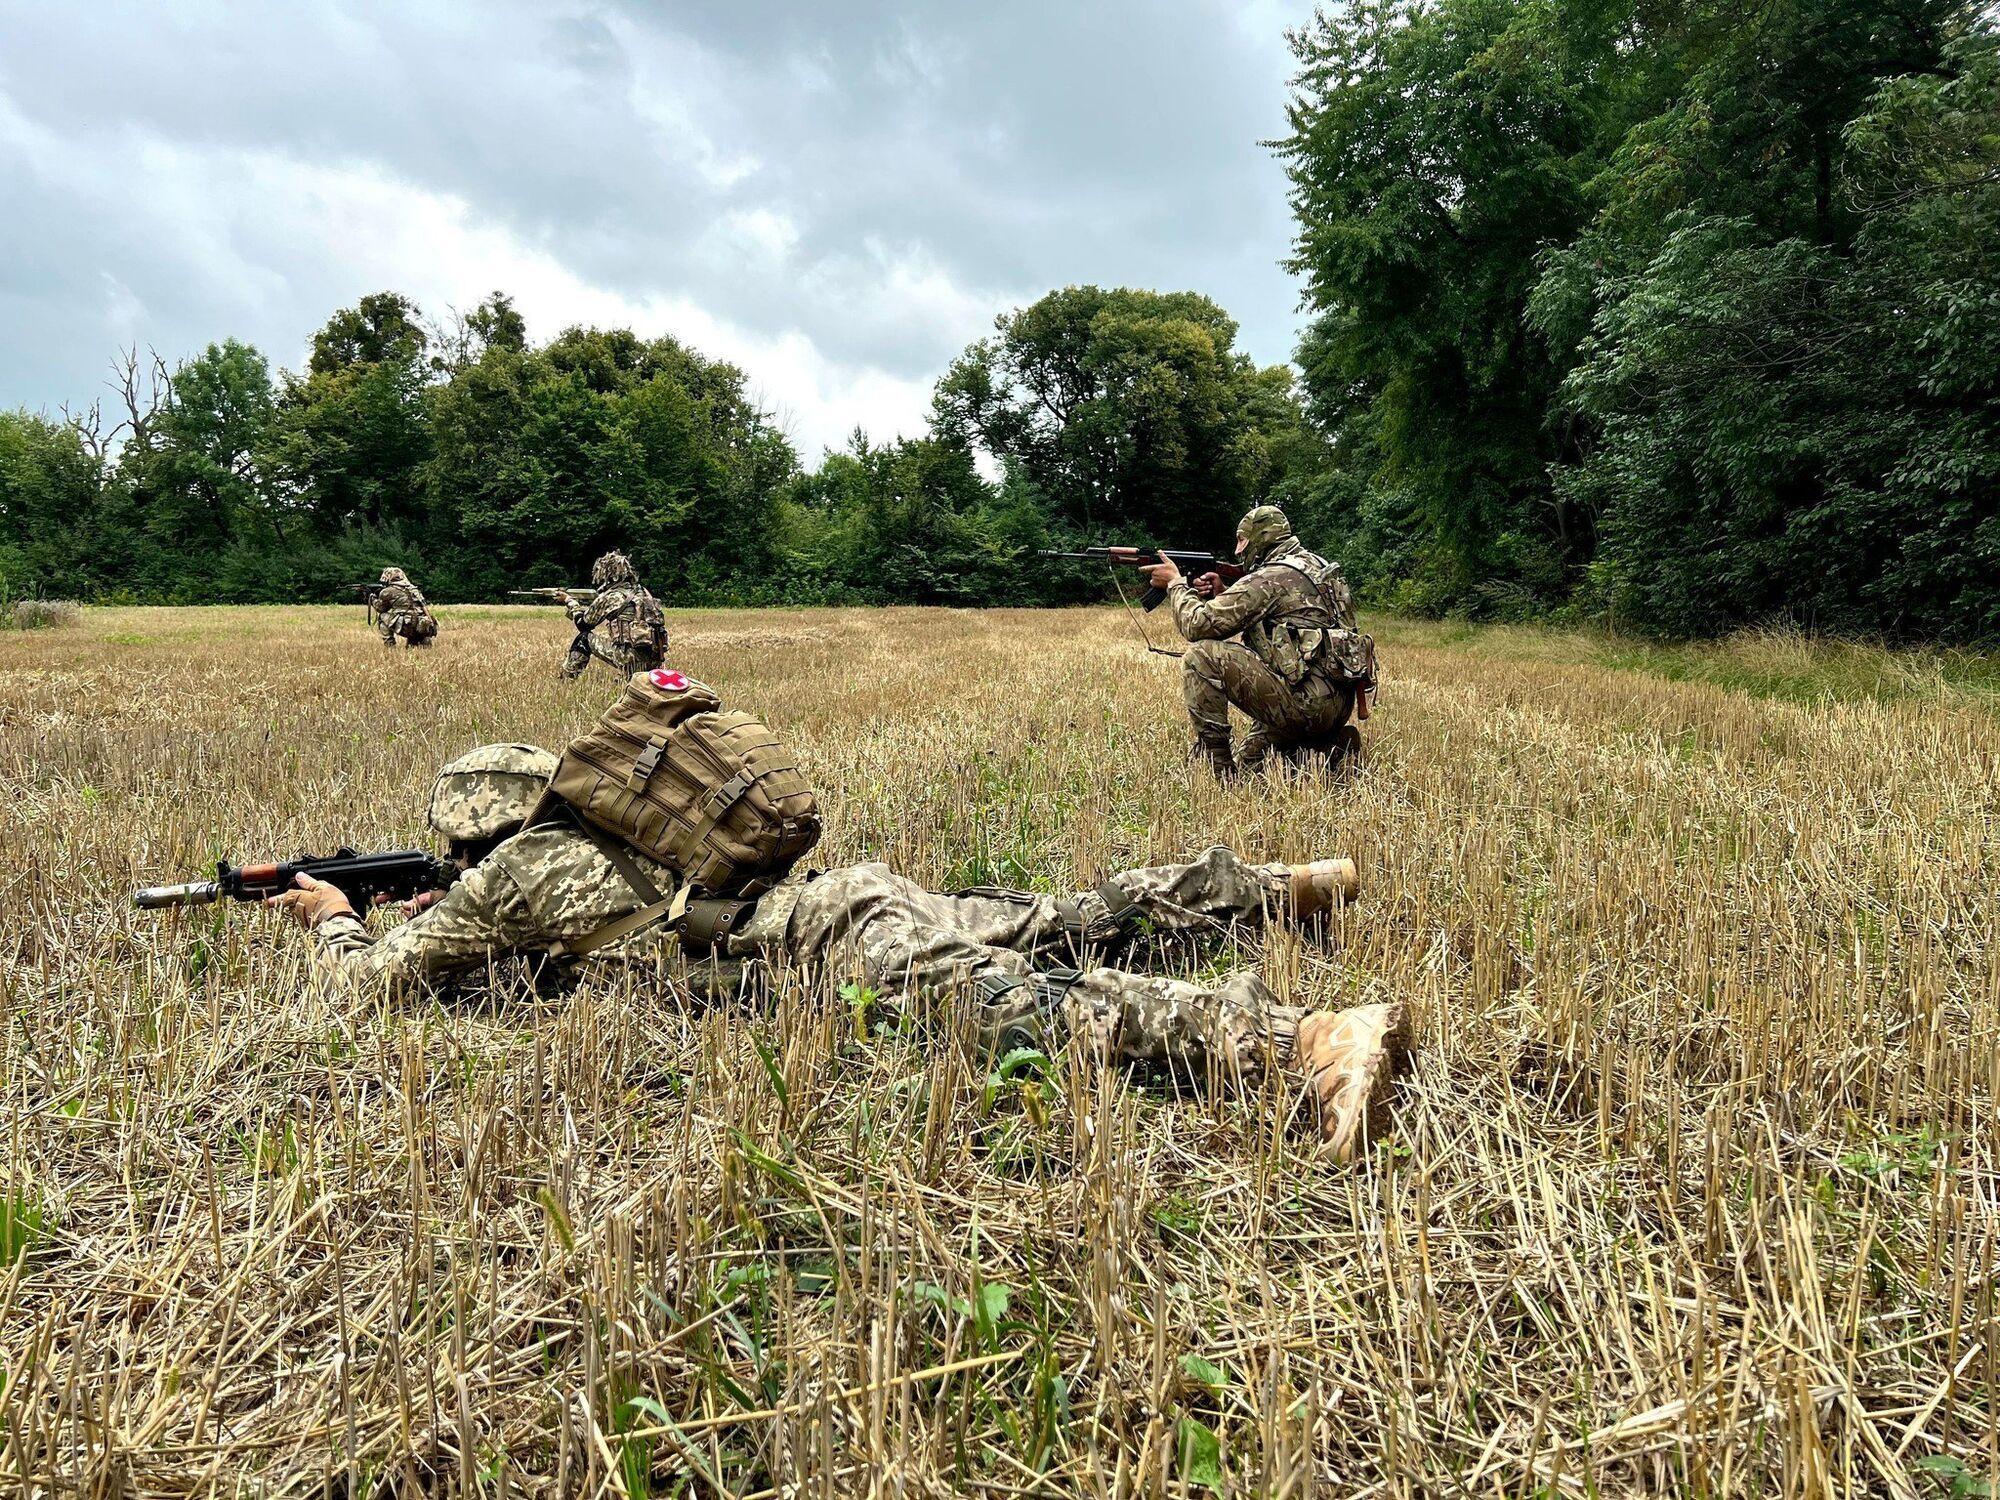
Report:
933,286,1307,544
1556,22,2000,639
776,432,1036,604
1278,0,1642,604
424,325,796,599
121,341,280,579
308,291,426,376
0,412,109,597
267,294,435,535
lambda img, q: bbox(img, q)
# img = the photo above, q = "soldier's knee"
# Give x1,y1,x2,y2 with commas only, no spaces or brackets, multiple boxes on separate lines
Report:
1182,639,1229,681
790,862,906,929
1056,971,1125,1056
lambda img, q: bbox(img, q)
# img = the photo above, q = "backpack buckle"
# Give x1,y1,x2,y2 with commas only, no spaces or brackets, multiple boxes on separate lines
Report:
629,739,666,790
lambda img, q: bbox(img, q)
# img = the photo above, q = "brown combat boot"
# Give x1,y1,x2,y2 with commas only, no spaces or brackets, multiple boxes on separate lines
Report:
1293,1002,1409,1163
1197,740,1238,782
1264,858,1360,921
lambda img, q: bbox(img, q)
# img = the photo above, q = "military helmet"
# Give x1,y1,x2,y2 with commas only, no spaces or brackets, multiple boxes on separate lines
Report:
428,743,558,842
380,566,409,585
1235,505,1293,566
592,551,638,587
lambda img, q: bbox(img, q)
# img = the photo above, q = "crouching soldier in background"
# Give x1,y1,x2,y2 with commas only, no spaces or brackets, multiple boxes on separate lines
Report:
559,551,667,679
1144,506,1374,780
374,566,438,649
265,744,1412,1161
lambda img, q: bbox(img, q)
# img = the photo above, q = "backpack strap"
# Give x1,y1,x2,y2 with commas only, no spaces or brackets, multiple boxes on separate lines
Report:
551,810,687,960
556,885,689,961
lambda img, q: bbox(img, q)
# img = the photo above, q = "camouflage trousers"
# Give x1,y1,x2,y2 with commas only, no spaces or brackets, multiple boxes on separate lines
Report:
560,632,664,680
1182,640,1354,771
734,846,1309,1083
378,610,435,648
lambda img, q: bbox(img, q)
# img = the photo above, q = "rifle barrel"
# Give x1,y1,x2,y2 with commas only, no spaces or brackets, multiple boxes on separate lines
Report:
133,881,221,909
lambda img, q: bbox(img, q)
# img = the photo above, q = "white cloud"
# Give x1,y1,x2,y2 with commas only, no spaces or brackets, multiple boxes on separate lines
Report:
1,1,1323,452
4,91,960,456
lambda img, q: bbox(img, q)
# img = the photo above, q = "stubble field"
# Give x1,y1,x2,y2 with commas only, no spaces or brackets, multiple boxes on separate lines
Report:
2,604,1996,1498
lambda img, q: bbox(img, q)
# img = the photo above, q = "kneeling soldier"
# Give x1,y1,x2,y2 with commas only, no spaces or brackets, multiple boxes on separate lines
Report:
560,552,667,679
1143,506,1372,779
374,566,438,648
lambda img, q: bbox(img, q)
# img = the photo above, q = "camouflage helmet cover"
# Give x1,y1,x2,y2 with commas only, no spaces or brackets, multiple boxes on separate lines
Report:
428,743,558,841
380,566,409,584
592,551,638,587
1235,505,1293,566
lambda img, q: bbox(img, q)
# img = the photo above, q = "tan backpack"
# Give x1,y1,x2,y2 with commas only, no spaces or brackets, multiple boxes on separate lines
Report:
531,669,820,901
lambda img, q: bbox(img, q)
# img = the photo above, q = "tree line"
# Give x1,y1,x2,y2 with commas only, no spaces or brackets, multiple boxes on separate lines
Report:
0,285,1314,612
1280,0,2000,641
3,0,1996,639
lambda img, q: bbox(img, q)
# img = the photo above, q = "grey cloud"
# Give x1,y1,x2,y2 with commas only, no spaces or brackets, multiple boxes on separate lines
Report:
0,0,1314,452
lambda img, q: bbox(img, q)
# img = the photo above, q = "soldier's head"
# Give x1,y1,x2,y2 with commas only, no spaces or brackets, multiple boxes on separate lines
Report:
591,551,638,588
379,566,409,585
428,743,558,865
1234,506,1293,567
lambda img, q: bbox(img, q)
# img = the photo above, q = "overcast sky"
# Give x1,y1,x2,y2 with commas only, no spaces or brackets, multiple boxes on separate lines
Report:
1,1,1316,459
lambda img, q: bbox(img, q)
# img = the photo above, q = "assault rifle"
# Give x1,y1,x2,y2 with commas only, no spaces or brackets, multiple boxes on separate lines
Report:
1039,547,1245,611
134,849,458,910
509,587,594,605
343,582,384,621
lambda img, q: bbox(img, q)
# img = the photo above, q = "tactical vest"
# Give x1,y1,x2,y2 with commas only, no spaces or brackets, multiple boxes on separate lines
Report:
632,588,667,652
603,586,667,652
379,581,427,615
1242,550,1350,686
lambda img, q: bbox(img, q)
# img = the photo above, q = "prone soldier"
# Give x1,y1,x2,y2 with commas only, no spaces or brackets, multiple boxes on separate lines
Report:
264,743,1411,1161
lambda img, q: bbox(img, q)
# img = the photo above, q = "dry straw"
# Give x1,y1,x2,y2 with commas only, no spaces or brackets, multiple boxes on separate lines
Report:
0,604,1994,1496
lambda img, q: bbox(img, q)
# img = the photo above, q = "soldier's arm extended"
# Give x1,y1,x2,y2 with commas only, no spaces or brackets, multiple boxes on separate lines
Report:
300,861,541,1000
1167,570,1280,641
567,587,625,631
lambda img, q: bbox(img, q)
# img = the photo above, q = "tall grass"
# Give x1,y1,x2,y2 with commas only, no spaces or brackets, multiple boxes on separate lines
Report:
0,604,1994,1496
0,597,81,630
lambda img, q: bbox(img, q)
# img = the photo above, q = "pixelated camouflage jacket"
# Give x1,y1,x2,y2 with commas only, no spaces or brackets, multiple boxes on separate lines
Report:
375,580,429,617
1167,539,1358,685
567,582,663,650
309,823,680,997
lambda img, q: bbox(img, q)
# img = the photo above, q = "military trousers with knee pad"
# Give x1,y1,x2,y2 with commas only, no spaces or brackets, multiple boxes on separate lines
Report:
561,633,665,680
1181,639,1355,772
378,611,434,648
733,849,1308,1079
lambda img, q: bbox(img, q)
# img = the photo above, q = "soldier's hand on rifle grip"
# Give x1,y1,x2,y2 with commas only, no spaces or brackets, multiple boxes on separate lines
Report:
1141,558,1182,591
370,888,444,916
265,873,356,931
1193,571,1223,598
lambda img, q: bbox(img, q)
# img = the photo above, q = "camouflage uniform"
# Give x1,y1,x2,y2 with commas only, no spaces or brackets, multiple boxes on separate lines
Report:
310,819,1313,1085
298,746,1401,1153
561,552,666,679
374,567,437,649
1168,507,1362,776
